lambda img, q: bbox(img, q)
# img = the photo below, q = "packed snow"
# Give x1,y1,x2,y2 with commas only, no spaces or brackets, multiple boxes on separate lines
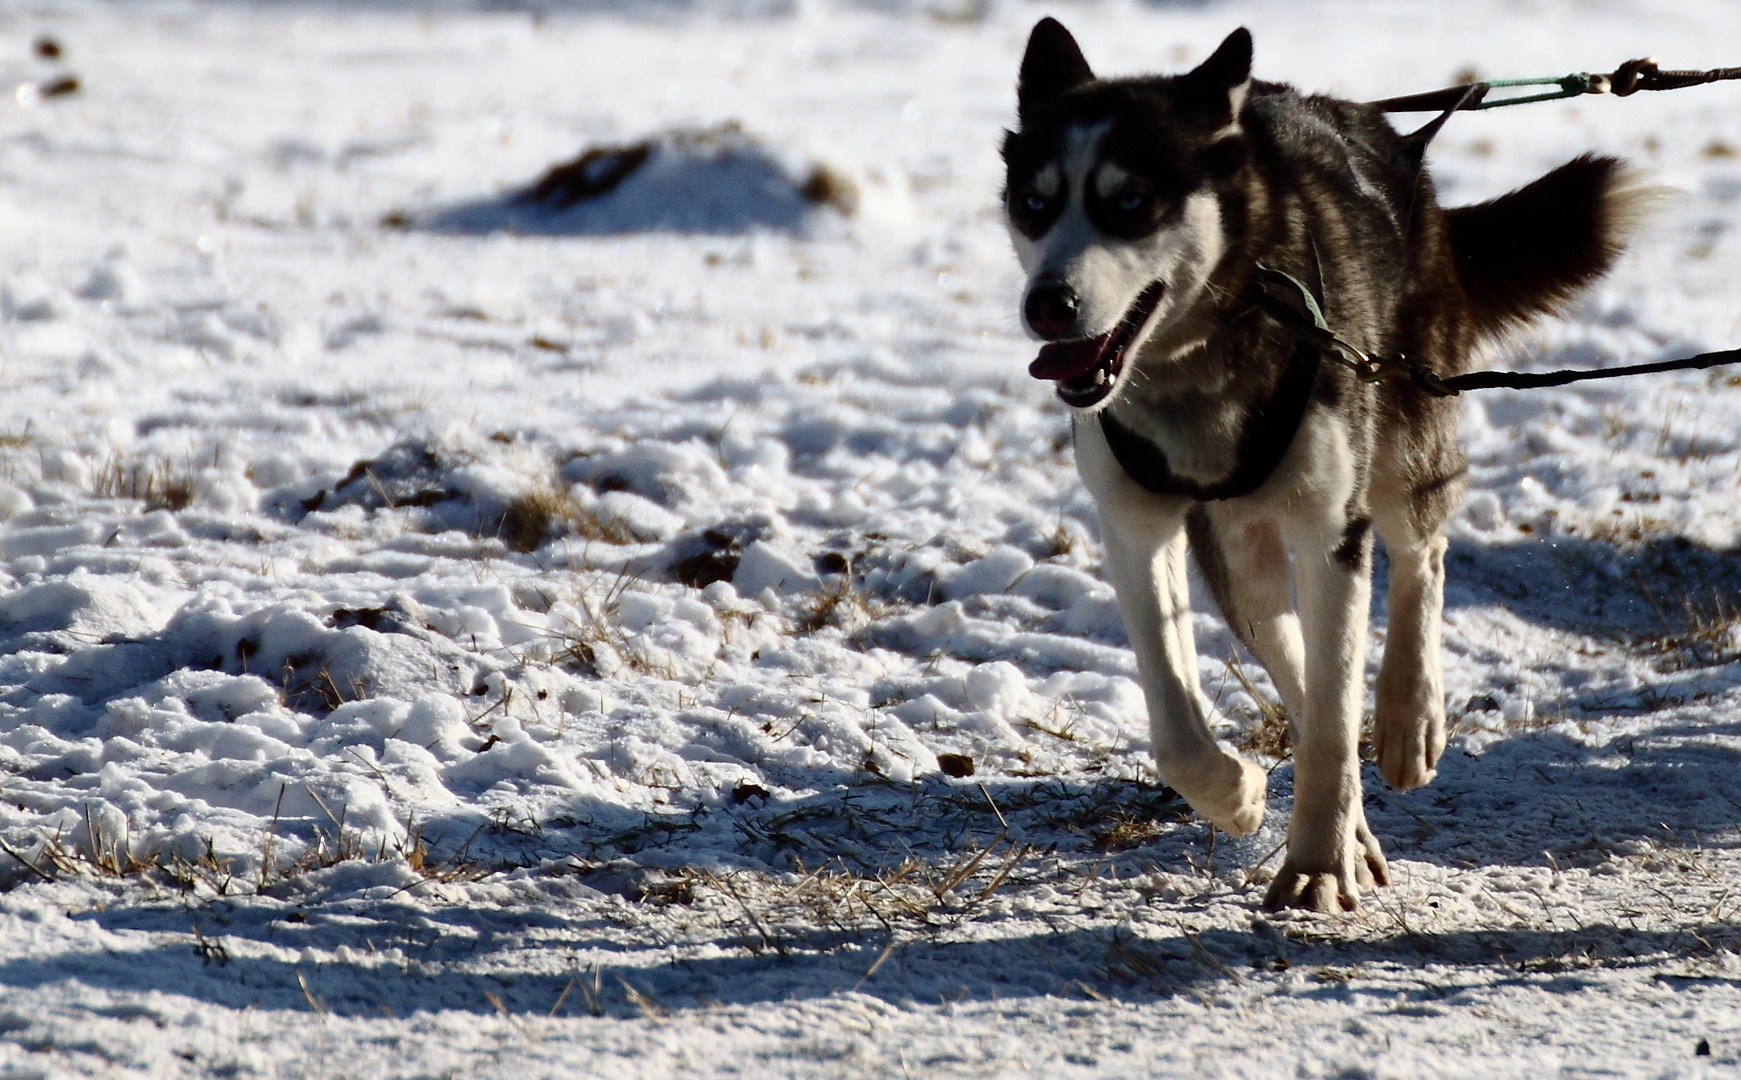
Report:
0,0,1736,1076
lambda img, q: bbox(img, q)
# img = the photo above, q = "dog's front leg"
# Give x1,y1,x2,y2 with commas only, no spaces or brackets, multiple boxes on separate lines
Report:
1097,499,1267,835
1264,518,1389,912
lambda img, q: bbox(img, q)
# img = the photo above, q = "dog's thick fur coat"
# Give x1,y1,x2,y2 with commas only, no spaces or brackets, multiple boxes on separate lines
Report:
1003,21,1648,910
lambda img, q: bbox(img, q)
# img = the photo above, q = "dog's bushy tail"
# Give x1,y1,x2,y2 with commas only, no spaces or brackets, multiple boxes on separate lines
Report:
1447,154,1659,338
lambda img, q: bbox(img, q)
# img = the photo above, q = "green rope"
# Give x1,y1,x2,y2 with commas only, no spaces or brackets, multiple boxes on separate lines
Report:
1468,73,1595,109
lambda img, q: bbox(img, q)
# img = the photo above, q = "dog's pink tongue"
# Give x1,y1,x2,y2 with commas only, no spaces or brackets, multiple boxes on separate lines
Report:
1028,337,1106,381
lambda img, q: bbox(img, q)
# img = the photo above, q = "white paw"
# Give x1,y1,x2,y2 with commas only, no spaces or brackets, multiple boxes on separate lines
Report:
1374,708,1445,791
1174,752,1267,836
1263,814,1390,912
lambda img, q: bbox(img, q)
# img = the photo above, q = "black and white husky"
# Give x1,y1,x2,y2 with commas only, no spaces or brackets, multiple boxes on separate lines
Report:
1005,20,1648,911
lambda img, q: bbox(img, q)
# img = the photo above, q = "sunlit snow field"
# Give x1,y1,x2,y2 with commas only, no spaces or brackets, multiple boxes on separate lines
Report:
0,0,1737,1076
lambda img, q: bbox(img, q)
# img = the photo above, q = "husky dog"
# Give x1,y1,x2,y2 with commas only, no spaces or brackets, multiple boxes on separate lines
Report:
1005,20,1647,910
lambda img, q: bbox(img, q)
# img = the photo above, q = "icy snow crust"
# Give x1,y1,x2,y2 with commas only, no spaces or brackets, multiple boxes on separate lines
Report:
0,0,1737,1076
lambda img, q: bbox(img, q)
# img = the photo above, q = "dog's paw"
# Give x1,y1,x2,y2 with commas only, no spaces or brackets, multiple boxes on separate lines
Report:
1181,753,1267,836
1262,868,1354,912
1261,819,1390,912
1373,710,1445,791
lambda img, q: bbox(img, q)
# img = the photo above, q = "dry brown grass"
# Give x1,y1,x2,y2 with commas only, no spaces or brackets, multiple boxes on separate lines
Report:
1021,695,1087,743
0,421,35,449
1576,511,1672,547
1629,573,1741,671
538,569,681,679
251,799,488,894
1,807,239,896
1091,812,1168,852
791,573,881,634
1,790,487,897
1043,510,1081,560
678,838,1032,955
1221,649,1291,759
7,804,159,882
92,454,195,511
275,656,369,714
497,482,635,553
926,0,991,24
797,165,859,216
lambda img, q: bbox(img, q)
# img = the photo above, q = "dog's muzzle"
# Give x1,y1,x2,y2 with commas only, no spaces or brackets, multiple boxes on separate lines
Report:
1027,280,1166,408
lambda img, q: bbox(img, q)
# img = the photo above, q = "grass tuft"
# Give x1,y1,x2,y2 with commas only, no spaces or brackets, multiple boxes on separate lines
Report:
539,568,681,679
1091,811,1168,852
792,573,879,634
92,454,195,511
1221,649,1291,759
1629,573,1741,671
797,165,859,216
497,481,635,553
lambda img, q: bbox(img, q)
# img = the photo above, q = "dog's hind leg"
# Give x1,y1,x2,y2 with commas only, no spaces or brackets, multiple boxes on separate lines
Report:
1371,506,1452,791
1188,506,1306,720
1099,503,1267,835
1264,514,1389,912
1368,387,1463,792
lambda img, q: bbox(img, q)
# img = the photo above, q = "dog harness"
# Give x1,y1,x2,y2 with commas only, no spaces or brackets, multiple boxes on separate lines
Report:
1091,239,1333,504
1093,336,1321,503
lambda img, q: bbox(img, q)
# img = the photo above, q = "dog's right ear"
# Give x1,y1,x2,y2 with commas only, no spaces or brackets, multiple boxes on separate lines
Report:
1018,18,1094,121
1177,28,1253,133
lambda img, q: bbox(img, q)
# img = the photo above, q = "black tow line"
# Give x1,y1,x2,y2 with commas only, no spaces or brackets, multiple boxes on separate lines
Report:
1251,267,1741,397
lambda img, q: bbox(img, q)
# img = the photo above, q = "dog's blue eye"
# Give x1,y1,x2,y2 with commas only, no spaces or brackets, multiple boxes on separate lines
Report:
1023,193,1047,212
1118,193,1145,211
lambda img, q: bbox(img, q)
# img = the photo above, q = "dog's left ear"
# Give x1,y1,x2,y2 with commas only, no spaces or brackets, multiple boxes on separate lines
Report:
1178,28,1253,132
1018,18,1094,122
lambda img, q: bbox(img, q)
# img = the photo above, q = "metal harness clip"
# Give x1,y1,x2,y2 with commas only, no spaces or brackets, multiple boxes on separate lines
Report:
1251,265,1414,384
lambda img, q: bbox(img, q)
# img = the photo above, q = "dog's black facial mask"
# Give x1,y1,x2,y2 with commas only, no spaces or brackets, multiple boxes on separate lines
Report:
1003,24,1253,243
1003,18,1092,238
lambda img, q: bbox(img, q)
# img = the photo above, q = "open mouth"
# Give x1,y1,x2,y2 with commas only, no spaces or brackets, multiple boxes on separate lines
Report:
1027,281,1166,408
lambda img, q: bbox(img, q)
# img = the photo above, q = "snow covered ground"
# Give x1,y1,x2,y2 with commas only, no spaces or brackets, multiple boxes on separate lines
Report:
0,0,1737,1075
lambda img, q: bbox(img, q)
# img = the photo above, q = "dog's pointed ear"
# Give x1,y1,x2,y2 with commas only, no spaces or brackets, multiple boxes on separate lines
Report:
1185,28,1252,91
1179,28,1253,130
1018,18,1094,120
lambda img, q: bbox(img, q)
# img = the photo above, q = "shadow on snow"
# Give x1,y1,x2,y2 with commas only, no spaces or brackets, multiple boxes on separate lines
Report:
4,897,1735,1021
0,713,1734,1019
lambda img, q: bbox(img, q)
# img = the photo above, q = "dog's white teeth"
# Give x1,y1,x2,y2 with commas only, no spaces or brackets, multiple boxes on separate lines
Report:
1093,369,1107,387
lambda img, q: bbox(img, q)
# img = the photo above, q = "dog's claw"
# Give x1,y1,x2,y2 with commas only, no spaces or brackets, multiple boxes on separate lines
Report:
1263,869,1354,912
1262,815,1389,912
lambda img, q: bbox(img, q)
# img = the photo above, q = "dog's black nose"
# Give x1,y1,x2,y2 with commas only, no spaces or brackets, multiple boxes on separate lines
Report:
1025,283,1079,340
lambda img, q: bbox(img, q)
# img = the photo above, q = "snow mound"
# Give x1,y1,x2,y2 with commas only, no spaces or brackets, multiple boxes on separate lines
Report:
407,124,871,236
